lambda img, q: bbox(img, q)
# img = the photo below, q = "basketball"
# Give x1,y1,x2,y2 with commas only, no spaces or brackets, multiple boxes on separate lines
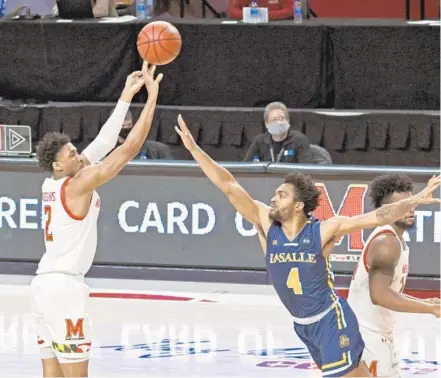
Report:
137,21,182,66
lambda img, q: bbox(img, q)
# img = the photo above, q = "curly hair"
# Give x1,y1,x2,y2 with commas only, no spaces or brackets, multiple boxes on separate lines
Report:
369,174,414,209
284,172,321,216
36,132,71,172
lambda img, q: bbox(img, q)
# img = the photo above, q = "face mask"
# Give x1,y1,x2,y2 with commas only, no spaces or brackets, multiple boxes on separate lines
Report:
119,128,131,139
266,122,290,136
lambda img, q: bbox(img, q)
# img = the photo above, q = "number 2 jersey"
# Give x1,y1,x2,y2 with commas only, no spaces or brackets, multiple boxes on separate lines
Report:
265,217,338,319
348,224,409,336
37,176,101,276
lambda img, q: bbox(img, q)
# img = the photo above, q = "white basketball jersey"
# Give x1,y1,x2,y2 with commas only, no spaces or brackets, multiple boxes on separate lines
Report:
37,176,101,276
348,225,409,336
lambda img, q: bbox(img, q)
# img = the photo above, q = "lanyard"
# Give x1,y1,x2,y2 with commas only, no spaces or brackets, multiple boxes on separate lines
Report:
270,148,285,162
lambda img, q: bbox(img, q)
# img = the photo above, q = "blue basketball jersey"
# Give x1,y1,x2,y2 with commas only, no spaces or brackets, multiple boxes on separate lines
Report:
265,217,338,319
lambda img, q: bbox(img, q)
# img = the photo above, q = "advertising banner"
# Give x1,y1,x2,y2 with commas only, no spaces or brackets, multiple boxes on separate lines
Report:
0,162,439,276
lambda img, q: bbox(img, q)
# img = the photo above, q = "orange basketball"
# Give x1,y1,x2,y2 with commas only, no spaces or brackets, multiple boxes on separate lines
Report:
137,21,182,66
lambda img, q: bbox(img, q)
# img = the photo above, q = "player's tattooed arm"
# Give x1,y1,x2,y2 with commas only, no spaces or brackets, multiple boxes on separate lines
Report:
320,175,440,248
368,234,439,317
375,197,419,223
175,115,271,233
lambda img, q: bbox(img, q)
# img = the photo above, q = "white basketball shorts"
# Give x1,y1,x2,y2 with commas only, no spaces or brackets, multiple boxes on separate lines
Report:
360,326,400,377
30,273,91,364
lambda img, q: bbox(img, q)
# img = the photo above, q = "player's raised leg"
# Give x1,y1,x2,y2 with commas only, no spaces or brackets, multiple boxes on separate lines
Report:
343,361,371,377
41,358,64,377
59,359,89,378
51,279,91,377
31,273,92,377
31,280,64,377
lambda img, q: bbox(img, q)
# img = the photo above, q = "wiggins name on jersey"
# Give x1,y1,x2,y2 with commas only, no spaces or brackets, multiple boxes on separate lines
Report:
265,217,338,319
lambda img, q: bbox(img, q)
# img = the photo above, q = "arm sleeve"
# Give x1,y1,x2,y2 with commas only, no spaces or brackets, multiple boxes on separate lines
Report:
81,100,130,164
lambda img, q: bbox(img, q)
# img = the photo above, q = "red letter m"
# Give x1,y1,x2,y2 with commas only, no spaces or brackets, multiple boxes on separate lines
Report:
312,183,368,251
65,318,84,340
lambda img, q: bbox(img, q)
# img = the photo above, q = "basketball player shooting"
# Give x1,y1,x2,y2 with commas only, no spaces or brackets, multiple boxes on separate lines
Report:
175,115,440,377
348,174,440,377
31,62,163,378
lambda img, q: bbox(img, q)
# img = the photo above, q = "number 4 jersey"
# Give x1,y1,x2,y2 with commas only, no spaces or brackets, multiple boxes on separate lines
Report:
264,216,367,377
265,217,338,319
38,176,101,276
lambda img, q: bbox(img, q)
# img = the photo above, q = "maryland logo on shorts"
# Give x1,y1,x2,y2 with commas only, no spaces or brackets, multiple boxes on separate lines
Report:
65,318,85,341
53,341,92,354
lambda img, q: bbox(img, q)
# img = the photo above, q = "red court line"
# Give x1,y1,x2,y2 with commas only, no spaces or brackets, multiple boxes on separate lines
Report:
91,293,193,301
90,289,439,302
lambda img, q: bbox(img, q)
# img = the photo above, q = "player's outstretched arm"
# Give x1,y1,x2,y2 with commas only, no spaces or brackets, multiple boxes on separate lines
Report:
320,175,440,246
81,68,148,165
69,63,163,194
368,234,439,317
175,115,270,229
403,294,440,305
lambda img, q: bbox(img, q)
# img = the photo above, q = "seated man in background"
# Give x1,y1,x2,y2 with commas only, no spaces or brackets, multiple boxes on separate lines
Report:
118,110,173,160
243,101,313,164
228,0,293,20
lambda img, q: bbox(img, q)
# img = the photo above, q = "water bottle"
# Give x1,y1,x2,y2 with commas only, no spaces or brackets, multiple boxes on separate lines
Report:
294,0,303,24
249,0,259,23
145,0,153,19
136,0,146,19
0,0,7,18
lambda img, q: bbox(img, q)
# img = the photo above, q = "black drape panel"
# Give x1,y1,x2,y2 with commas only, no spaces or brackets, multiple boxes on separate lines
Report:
0,19,439,110
0,21,137,102
134,23,328,108
330,25,440,110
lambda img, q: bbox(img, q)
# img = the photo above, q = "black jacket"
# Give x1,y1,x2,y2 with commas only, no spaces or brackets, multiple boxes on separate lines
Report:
113,140,173,160
243,129,313,163
137,140,173,160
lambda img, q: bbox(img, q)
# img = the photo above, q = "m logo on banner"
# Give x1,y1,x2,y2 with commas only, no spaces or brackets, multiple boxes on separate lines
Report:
0,125,32,156
65,318,85,340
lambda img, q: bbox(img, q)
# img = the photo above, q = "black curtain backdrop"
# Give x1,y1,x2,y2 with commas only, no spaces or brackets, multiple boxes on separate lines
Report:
0,19,438,110
330,25,440,109
0,21,138,102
